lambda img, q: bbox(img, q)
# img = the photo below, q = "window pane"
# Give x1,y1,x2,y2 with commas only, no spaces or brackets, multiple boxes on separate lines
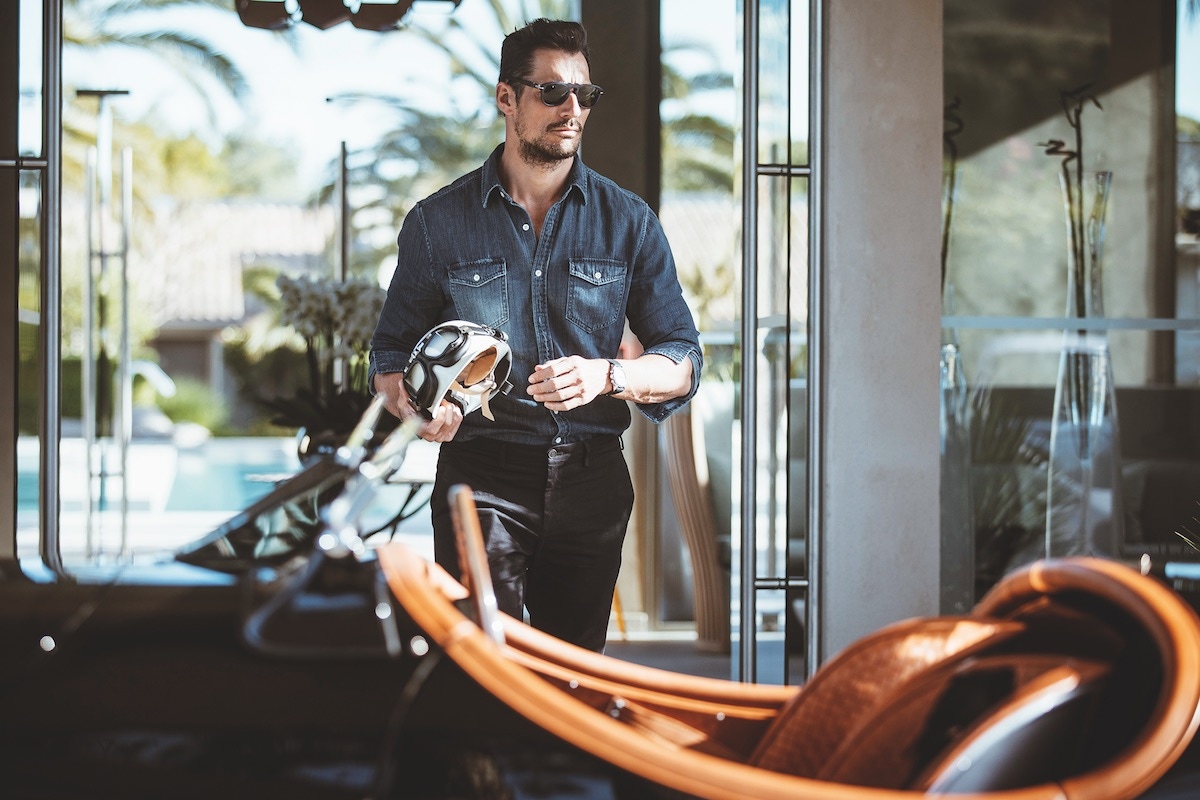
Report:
16,170,42,559
789,0,809,165
787,175,808,583
944,1,1200,607
944,1,1176,323
961,326,1200,597
757,0,789,164
1179,4,1200,380
784,175,808,685
18,0,41,156
660,0,739,648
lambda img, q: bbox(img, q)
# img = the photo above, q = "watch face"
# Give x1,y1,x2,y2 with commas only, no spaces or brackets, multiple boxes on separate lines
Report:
609,360,626,393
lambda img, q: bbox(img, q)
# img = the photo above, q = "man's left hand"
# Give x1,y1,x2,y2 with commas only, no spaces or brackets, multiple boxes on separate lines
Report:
527,356,611,411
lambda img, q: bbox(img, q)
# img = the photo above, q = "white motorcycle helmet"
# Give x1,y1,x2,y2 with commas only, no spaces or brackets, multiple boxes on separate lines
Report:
403,320,513,421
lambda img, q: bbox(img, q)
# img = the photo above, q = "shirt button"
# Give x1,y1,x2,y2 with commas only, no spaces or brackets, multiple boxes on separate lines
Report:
473,274,480,281
522,223,530,231
554,437,562,444
534,269,542,277
594,271,602,280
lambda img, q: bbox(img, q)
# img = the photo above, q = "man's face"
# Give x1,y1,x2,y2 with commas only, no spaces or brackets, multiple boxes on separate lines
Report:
506,49,592,168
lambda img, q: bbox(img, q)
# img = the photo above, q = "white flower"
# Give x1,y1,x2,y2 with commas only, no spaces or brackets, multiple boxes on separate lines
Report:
276,273,385,395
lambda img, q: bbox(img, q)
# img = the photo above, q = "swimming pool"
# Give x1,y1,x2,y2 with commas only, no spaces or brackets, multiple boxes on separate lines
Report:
17,435,302,514
16,435,437,566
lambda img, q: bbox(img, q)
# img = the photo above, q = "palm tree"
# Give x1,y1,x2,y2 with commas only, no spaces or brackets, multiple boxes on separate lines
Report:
411,0,573,95
62,0,253,187
325,0,737,280
319,102,506,280
661,41,736,194
64,0,250,110
322,0,572,280
55,0,264,387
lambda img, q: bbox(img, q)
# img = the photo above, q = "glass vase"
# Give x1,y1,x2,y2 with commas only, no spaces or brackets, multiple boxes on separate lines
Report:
1045,171,1123,558
940,142,974,610
940,337,974,612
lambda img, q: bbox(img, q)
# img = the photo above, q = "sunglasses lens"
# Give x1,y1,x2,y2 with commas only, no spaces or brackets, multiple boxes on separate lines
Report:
577,85,602,108
539,83,571,105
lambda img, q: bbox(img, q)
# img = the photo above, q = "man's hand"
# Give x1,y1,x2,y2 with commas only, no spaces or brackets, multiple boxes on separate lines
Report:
528,352,694,410
527,355,611,412
373,371,464,443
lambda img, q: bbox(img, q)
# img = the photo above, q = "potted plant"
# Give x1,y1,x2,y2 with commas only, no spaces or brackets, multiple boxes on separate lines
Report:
261,273,394,462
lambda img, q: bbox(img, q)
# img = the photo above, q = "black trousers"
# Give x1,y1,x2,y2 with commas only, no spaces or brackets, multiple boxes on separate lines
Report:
430,435,634,652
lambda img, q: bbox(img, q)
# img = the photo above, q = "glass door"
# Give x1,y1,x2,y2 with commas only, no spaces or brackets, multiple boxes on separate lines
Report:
4,0,65,576
941,0,1200,602
735,0,815,684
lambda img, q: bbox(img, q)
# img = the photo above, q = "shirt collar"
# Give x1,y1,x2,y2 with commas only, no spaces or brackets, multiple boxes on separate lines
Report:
480,143,590,208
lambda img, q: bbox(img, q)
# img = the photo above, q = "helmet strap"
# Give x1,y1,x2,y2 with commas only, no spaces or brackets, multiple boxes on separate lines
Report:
449,377,499,421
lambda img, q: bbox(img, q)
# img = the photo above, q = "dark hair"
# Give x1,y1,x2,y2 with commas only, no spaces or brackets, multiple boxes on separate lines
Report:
498,18,591,92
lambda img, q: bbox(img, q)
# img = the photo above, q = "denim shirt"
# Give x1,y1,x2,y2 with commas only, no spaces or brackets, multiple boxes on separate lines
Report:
370,144,702,446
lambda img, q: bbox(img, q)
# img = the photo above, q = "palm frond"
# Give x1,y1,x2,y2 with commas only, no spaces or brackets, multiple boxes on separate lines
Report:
65,0,249,102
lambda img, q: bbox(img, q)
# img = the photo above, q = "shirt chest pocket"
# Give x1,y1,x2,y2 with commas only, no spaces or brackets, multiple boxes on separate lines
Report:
448,259,509,329
566,259,628,333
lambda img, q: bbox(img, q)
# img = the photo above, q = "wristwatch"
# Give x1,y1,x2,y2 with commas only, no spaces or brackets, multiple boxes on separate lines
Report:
605,359,626,396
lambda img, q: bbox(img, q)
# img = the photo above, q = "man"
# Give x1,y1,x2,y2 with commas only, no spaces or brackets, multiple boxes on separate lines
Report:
370,18,701,652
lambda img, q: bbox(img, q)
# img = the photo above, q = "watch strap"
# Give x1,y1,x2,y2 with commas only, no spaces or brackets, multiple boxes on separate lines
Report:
605,358,625,396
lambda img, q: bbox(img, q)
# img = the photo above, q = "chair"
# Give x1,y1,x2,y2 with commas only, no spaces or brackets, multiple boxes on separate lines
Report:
663,407,731,653
376,485,1200,799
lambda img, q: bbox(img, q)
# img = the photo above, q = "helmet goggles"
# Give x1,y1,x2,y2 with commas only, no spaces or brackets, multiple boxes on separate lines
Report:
403,320,513,421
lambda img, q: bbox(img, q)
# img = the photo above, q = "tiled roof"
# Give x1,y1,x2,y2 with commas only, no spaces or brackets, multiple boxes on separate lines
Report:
90,195,742,332
133,201,335,329
659,193,739,275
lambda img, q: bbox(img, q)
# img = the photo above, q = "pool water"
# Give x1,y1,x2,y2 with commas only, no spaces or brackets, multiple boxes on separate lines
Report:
17,436,302,514
164,441,300,512
16,435,437,566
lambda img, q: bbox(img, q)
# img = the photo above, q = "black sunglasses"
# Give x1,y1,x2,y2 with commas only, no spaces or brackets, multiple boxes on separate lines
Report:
508,77,604,109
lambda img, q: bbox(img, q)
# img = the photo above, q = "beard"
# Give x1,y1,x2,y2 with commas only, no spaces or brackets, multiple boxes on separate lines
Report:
515,119,583,167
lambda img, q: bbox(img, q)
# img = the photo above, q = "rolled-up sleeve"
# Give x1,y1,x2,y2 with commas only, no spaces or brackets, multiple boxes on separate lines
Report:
626,207,703,423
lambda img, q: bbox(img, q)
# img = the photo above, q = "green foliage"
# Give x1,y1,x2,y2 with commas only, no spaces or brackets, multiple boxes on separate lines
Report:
1181,114,1200,140
62,0,253,195
658,32,738,336
661,42,736,194
55,0,301,387
157,133,228,197
662,113,735,193
257,274,387,434
327,106,504,280
63,0,250,114
157,377,230,433
219,133,303,200
679,258,735,330
222,331,309,434
18,325,75,435
17,346,88,435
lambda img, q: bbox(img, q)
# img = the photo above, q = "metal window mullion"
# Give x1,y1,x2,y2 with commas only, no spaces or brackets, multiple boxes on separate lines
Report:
754,576,809,590
0,158,49,169
40,0,65,577
738,0,760,684
807,0,825,677
757,164,811,177
782,0,795,683
117,146,133,560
